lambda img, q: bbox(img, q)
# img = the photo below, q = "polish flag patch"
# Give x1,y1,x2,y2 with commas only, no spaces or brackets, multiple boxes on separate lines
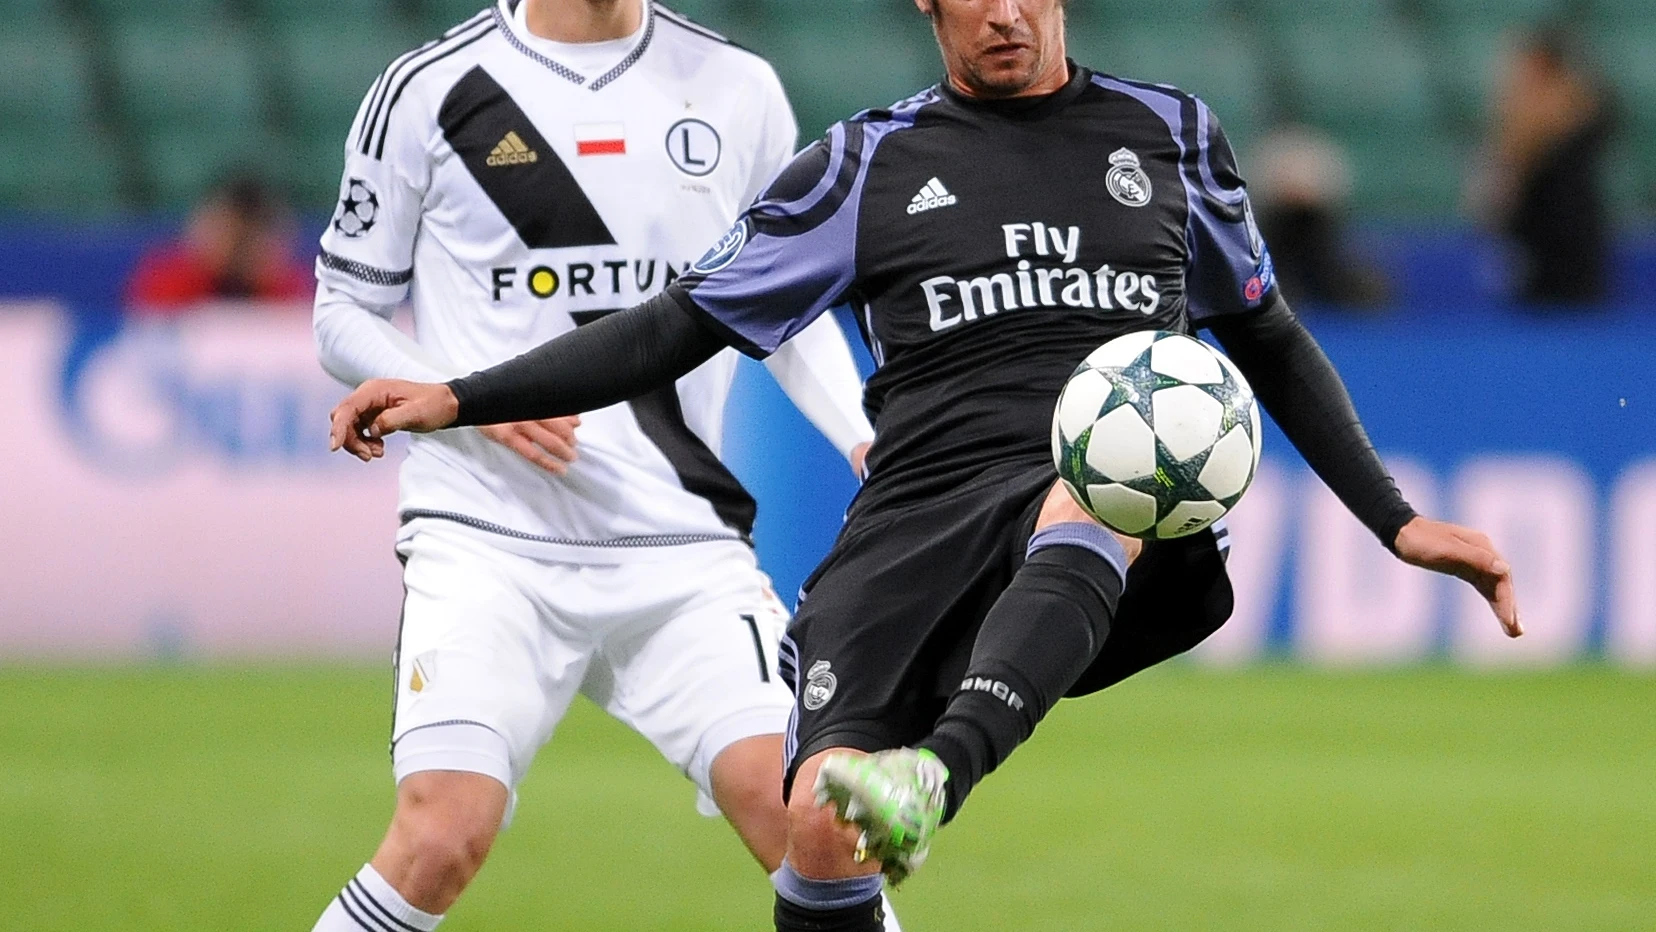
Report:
575,123,626,156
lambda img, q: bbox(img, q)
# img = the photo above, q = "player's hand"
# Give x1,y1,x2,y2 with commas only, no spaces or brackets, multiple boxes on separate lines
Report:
1393,516,1522,638
329,378,460,462
480,417,581,476
850,441,871,480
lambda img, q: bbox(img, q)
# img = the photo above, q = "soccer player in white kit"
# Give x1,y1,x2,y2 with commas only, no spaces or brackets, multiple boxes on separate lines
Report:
306,2,894,929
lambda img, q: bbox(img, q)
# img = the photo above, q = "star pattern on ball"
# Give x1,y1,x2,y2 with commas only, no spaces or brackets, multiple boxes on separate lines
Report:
1095,341,1255,444
1119,436,1219,521
1060,334,1261,532
1093,345,1185,427
1108,345,1254,520
1200,359,1255,442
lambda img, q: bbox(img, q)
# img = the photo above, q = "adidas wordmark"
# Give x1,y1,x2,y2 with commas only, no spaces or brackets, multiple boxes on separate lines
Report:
486,130,539,167
907,177,957,215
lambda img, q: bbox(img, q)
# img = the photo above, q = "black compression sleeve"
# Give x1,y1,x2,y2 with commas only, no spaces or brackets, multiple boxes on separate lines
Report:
1206,295,1418,552
446,289,727,428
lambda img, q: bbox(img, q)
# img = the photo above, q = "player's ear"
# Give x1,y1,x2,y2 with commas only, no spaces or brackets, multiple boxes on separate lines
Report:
914,0,934,17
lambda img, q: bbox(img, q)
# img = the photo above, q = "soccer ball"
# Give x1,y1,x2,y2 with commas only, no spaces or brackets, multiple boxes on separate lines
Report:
1051,330,1261,539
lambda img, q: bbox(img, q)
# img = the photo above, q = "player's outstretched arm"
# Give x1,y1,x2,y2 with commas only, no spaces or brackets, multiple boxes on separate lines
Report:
1206,295,1522,638
314,284,583,475
329,377,457,460
329,290,727,457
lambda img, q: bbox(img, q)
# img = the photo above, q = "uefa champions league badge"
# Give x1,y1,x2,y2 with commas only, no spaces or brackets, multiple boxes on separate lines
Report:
690,220,748,275
333,177,380,238
1106,148,1153,208
1245,251,1276,303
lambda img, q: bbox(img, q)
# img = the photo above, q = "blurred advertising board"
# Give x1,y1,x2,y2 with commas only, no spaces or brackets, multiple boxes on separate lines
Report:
1193,314,1656,668
1,303,1652,666
0,305,402,658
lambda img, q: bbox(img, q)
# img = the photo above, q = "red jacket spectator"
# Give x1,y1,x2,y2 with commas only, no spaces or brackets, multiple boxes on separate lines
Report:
126,176,314,315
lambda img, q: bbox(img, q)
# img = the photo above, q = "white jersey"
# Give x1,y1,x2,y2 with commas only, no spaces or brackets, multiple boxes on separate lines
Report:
314,0,872,563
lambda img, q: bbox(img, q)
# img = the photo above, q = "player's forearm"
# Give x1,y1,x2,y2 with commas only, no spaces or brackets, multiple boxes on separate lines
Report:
1206,295,1417,551
764,313,874,461
313,285,458,386
447,290,727,427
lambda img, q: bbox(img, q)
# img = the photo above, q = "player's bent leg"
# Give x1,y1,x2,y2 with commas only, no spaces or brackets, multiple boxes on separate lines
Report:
814,748,947,886
1066,527,1234,698
915,483,1138,824
709,733,789,872
371,770,508,913
310,772,505,931
773,749,888,932
710,732,903,930
311,526,583,931
310,727,514,932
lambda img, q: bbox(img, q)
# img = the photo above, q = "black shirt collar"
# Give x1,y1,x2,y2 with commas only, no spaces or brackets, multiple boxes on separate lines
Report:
936,60,1089,119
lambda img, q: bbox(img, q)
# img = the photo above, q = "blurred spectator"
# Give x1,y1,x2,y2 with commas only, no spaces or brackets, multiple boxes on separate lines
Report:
1251,125,1388,310
125,175,312,315
1467,27,1616,306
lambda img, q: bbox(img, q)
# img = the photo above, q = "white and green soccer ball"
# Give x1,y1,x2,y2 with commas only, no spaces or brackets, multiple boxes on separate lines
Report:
1051,330,1261,539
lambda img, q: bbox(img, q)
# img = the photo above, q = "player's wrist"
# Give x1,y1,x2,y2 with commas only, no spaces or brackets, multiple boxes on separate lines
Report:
438,383,461,426
1384,510,1423,557
442,378,472,427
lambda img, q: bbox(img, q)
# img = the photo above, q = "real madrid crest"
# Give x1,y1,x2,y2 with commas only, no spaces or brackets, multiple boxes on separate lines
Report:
802,660,837,711
1106,147,1153,208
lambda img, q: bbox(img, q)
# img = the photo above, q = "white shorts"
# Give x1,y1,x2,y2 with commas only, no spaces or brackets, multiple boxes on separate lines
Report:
389,520,793,813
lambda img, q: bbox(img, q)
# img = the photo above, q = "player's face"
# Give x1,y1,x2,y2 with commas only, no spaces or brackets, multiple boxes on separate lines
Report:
922,0,1069,99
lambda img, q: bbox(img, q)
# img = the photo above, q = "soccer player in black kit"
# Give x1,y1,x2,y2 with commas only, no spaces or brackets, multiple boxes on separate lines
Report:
330,1,1523,928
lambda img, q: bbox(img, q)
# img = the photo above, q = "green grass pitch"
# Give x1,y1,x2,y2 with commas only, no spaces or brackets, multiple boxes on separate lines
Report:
2,666,1651,930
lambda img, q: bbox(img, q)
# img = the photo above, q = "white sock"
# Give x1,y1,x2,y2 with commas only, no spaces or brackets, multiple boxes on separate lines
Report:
881,890,903,932
312,864,443,932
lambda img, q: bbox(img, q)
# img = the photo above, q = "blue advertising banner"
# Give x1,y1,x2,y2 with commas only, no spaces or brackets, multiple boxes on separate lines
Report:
724,309,1656,667
2,301,1650,666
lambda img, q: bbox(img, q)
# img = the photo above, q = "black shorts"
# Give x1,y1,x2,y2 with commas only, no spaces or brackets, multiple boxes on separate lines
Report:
778,463,1234,798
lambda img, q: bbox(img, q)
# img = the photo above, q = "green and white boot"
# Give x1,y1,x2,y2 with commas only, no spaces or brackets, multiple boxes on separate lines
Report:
814,748,949,886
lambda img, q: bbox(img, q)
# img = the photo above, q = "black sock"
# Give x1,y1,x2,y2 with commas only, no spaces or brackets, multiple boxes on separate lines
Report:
920,532,1126,820
772,862,885,932
774,892,885,932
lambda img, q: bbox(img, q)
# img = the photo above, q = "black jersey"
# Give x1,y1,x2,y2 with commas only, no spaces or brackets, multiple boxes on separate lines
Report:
671,64,1277,511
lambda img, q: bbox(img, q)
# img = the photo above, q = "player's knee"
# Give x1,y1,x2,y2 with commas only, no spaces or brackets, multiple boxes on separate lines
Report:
1037,482,1142,565
784,754,867,878
707,736,790,872
390,772,506,885
787,800,863,876
710,734,786,818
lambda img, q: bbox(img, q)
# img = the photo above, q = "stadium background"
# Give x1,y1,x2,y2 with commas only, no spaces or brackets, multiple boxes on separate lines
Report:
2,1,1652,929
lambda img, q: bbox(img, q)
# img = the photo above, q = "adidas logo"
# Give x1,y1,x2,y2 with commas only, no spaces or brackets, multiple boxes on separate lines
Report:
907,177,957,215
486,131,539,167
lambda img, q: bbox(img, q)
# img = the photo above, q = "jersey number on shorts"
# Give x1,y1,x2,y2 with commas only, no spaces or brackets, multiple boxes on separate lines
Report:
740,613,771,683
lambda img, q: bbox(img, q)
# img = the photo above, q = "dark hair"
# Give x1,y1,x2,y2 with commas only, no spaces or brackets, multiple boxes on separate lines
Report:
209,173,284,224
925,0,1066,23
1522,24,1580,72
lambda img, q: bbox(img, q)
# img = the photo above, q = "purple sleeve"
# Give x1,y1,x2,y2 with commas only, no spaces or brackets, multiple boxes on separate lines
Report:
673,121,873,359
1183,100,1277,321
1089,76,1277,322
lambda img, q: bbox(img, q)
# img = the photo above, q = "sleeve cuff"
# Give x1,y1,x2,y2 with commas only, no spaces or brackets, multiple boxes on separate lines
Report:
1378,505,1419,556
446,376,479,428
317,249,413,287
666,284,770,360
